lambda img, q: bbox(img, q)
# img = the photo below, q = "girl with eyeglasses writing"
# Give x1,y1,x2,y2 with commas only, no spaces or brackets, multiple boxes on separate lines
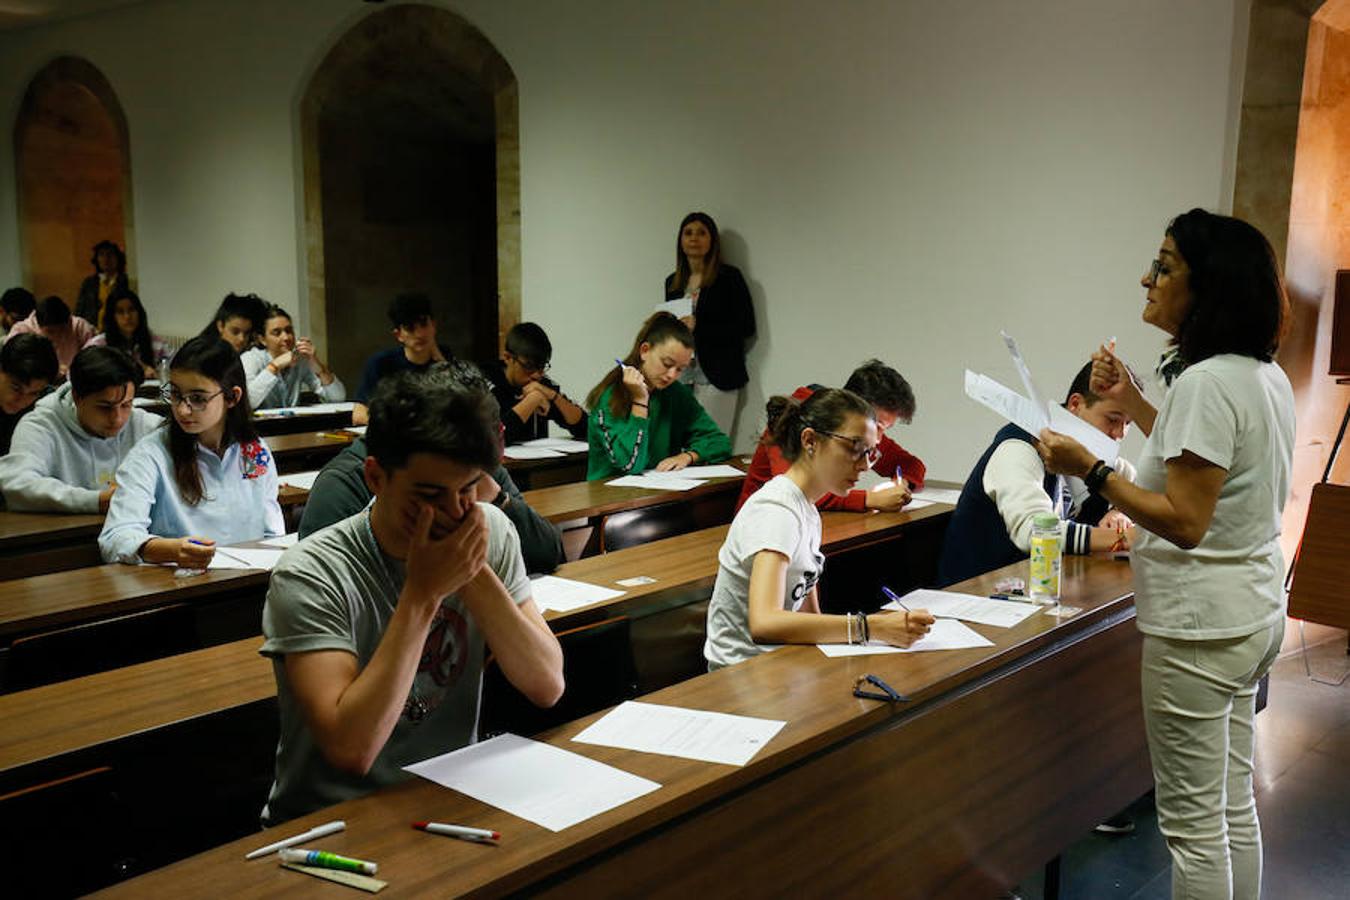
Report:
99,336,284,567
704,388,934,670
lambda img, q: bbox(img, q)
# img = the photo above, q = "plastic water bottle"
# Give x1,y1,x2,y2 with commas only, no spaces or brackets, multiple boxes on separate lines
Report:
157,356,171,387
1028,512,1062,605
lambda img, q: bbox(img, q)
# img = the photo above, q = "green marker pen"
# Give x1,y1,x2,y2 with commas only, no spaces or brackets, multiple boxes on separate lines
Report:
279,848,377,875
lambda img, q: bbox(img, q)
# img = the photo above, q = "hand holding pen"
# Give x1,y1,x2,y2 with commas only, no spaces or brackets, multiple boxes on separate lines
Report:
615,358,649,407
875,586,936,647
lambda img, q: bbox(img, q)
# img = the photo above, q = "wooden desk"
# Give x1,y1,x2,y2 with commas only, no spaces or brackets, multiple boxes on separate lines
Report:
0,511,104,580
93,556,1147,898
522,473,743,525
252,408,353,437
266,430,354,475
1289,481,1350,630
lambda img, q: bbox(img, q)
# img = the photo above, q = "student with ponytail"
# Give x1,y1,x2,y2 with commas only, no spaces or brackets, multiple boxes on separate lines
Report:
585,311,731,480
704,388,934,669
99,336,284,566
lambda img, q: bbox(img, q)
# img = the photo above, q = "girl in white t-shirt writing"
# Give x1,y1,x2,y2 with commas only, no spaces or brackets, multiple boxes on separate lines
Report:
704,388,934,669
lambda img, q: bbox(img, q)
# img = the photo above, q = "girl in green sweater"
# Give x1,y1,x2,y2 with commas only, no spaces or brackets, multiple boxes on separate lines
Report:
586,312,732,480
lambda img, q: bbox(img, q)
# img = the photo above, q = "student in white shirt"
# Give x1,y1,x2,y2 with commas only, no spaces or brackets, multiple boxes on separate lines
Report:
704,388,934,670
0,346,161,513
242,304,345,410
100,336,283,566
1039,209,1295,900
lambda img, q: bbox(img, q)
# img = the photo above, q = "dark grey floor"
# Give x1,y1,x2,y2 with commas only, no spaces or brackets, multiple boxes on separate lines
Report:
1012,628,1350,900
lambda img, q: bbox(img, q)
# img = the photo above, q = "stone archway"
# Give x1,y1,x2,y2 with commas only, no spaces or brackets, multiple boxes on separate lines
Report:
299,4,521,384
13,56,134,303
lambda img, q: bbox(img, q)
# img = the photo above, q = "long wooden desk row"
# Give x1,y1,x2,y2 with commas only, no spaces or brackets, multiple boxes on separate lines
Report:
0,503,954,775
90,555,1148,898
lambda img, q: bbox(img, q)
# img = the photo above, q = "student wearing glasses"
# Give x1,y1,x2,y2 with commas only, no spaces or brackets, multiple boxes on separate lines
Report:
242,304,345,410
483,322,587,445
704,388,934,670
584,312,732,480
0,347,161,513
99,336,283,567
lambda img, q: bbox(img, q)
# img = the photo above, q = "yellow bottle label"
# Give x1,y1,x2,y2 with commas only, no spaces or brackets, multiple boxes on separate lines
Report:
1029,534,1061,601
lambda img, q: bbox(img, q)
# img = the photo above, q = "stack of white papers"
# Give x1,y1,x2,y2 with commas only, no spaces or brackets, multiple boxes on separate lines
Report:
883,588,1041,628
607,473,704,491
278,470,322,491
519,437,589,453
404,733,661,832
207,547,286,570
260,533,299,549
529,575,626,613
817,618,994,656
573,701,786,767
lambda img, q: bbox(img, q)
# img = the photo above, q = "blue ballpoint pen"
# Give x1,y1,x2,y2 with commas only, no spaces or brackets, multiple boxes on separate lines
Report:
880,586,909,610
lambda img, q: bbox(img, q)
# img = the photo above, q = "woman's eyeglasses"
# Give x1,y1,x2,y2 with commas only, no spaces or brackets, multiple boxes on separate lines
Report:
816,430,882,467
161,386,223,412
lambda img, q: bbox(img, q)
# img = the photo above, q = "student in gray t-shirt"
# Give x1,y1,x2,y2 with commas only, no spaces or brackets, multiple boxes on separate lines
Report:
260,369,564,825
704,388,935,670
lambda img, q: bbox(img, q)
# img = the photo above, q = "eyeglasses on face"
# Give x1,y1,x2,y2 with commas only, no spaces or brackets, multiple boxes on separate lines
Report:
814,430,882,467
508,353,550,375
161,386,224,412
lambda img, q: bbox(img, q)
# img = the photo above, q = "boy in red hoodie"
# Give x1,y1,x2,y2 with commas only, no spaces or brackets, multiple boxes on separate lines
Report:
736,359,925,513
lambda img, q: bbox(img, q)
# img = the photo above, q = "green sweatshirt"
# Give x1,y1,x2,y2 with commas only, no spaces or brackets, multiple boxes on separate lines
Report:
587,380,732,480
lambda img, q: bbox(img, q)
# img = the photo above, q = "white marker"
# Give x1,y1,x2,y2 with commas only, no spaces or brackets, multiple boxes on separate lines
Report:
244,819,346,860
412,821,501,843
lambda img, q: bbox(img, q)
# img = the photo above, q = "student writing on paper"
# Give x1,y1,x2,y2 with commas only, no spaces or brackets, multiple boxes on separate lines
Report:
0,333,58,455
259,368,563,825
484,322,587,444
585,312,731,480
737,359,927,513
936,362,1136,587
98,337,284,566
704,388,934,670
0,347,161,513
351,293,455,426
298,362,565,574
242,304,345,410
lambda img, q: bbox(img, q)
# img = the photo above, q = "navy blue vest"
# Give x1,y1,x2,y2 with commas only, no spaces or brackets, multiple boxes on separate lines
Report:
936,423,1065,588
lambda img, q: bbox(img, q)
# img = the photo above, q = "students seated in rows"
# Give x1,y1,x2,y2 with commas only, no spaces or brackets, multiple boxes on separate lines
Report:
0,334,59,455
260,367,564,825
484,322,587,444
936,362,1136,587
99,337,283,566
1,287,36,339
705,389,935,670
298,361,565,574
75,240,130,330
242,305,345,410
0,347,161,513
585,312,732,480
200,292,268,355
352,293,455,426
6,295,97,378
89,289,166,380
737,359,927,514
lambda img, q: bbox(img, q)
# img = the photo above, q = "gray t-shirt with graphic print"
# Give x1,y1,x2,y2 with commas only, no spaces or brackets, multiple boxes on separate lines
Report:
260,501,531,825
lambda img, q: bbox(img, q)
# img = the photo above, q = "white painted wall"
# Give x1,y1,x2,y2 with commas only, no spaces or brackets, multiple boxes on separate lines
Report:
0,0,1248,479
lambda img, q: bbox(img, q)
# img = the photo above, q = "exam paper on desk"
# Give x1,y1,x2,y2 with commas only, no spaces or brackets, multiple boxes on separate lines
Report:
503,446,566,460
206,547,286,571
883,588,1041,628
519,437,589,453
528,575,626,613
606,473,703,491
572,701,787,767
404,733,660,832
817,618,994,657
278,470,322,491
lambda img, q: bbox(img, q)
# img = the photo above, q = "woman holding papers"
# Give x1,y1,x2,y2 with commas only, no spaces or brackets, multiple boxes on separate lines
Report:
704,388,933,669
663,212,756,435
585,312,732,480
242,304,345,410
1038,209,1294,900
100,336,284,566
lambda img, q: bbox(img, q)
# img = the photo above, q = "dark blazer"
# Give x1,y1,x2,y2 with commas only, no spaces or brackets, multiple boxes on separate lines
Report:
75,273,129,326
664,263,756,391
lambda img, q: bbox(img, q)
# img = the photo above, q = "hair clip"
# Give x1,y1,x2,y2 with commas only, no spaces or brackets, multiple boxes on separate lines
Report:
853,674,908,703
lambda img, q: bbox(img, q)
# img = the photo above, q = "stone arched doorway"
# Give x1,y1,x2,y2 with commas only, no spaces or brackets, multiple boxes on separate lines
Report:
300,4,520,385
14,56,134,303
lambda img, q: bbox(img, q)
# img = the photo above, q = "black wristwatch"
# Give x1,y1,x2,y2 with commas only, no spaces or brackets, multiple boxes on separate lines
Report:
491,490,510,509
1084,459,1113,495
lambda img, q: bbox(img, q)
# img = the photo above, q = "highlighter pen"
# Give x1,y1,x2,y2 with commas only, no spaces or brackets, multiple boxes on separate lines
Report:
880,586,910,610
413,821,501,844
278,848,377,875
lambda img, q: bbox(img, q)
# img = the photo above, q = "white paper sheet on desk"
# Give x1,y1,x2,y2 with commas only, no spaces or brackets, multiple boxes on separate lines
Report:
529,575,625,613
404,732,661,832
910,486,963,505
661,296,694,319
816,618,995,656
572,701,786,767
606,473,703,491
675,464,744,479
260,532,299,548
504,446,566,460
345,425,367,435
278,470,322,491
133,397,157,408
297,402,356,415
207,547,286,570
964,370,1121,466
883,588,1041,628
519,437,589,453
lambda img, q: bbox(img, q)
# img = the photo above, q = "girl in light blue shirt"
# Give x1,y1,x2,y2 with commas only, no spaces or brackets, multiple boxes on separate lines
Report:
100,336,284,566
